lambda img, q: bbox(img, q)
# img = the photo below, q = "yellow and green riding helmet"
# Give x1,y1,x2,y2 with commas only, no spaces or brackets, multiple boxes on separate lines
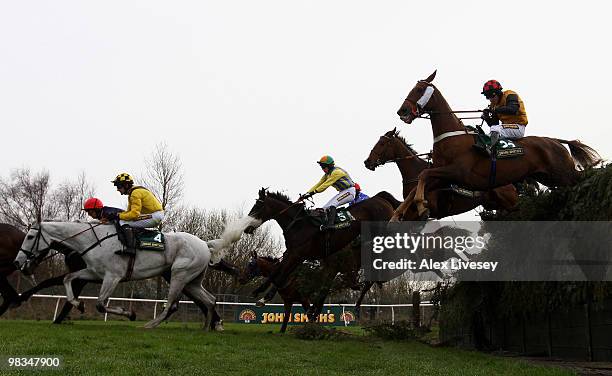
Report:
317,155,335,167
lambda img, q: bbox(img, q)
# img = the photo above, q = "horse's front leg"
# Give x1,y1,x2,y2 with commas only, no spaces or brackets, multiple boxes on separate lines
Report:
63,270,96,313
95,274,135,320
391,188,417,222
256,285,278,307
251,278,272,298
414,172,431,217
0,275,19,316
19,274,67,302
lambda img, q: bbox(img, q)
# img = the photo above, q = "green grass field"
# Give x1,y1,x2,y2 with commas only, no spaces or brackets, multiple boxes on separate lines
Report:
0,320,573,376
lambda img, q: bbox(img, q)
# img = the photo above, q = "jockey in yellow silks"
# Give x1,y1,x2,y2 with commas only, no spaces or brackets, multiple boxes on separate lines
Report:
480,79,528,155
301,155,355,230
105,173,165,255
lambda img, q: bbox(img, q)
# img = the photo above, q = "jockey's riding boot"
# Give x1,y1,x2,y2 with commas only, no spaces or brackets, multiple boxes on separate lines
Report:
486,131,500,156
115,225,137,256
321,206,337,231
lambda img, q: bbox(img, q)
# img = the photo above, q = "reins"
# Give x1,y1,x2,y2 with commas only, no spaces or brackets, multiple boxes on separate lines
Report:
21,222,118,265
417,109,483,121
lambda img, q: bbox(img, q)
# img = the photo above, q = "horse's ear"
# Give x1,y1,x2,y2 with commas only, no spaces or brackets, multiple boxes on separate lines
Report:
258,188,266,199
425,70,437,83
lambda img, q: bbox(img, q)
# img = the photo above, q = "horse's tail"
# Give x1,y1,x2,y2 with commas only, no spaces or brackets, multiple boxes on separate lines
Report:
554,139,602,169
206,216,251,264
373,191,402,209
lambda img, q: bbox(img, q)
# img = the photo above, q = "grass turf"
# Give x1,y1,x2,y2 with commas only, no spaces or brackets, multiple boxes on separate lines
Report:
0,320,573,375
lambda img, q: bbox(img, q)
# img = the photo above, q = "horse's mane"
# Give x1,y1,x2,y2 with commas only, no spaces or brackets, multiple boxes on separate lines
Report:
391,130,419,156
267,191,294,205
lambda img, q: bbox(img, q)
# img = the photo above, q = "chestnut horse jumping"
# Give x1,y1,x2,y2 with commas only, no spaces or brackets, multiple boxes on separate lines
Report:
395,71,601,217
364,128,518,220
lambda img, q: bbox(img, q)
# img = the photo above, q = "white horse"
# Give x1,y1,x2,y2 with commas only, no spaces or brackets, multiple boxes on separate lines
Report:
14,221,240,329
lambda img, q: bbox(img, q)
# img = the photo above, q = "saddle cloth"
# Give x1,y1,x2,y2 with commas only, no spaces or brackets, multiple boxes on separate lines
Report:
467,125,525,159
307,208,355,230
136,229,165,251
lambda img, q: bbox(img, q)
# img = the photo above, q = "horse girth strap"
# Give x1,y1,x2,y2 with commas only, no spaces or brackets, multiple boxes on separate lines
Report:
433,130,478,144
124,254,136,281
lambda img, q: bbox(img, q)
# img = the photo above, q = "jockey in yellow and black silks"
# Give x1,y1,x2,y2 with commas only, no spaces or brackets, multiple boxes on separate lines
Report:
481,80,528,155
105,173,165,255
300,155,356,230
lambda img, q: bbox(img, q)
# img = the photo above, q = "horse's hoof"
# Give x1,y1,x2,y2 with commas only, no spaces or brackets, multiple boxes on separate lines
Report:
129,312,137,321
214,321,225,332
255,299,266,307
418,209,430,221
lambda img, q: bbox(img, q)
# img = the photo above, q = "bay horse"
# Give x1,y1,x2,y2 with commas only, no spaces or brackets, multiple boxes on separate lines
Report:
0,223,26,316
243,188,400,311
238,252,311,333
364,128,518,220
0,223,90,321
396,71,601,217
14,221,239,329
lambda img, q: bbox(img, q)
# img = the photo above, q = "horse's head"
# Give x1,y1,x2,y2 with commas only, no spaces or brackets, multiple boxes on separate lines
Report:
238,251,260,284
364,128,402,170
245,188,298,234
397,70,437,124
14,223,53,275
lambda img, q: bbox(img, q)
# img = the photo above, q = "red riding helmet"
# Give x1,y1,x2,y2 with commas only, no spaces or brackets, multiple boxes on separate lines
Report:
83,197,104,210
354,183,361,191
481,80,503,98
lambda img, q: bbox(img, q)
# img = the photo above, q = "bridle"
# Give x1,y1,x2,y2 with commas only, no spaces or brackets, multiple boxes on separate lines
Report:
400,81,481,144
368,134,432,169
19,222,116,268
250,193,309,233
401,81,483,121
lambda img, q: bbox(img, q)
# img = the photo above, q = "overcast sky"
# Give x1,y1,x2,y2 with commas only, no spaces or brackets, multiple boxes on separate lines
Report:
1,1,610,226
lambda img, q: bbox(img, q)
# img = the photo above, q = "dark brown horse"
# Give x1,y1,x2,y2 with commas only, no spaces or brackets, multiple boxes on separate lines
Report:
396,71,601,217
238,252,311,333
364,128,518,220
244,188,401,314
0,223,25,316
0,222,92,322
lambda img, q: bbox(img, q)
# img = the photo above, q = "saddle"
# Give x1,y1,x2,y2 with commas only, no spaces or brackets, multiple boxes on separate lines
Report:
467,125,525,159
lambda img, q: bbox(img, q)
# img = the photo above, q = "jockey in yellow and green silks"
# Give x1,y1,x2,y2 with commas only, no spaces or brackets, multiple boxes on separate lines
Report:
305,155,356,209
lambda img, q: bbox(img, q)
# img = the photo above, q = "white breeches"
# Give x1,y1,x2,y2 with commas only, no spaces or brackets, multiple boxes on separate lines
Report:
323,187,356,208
120,211,165,228
490,124,526,139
